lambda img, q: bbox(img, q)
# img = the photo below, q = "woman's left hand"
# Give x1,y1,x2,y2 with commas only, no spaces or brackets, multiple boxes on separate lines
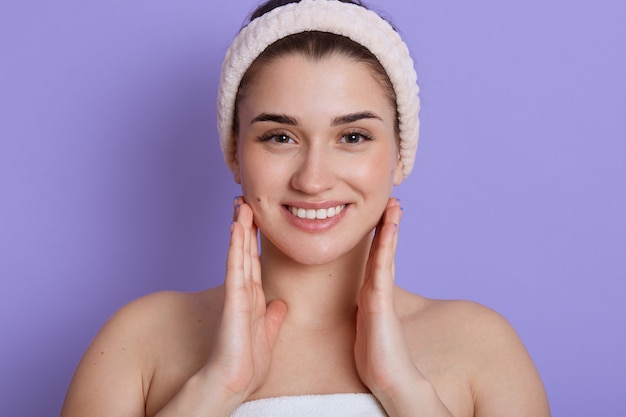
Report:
354,198,452,416
354,198,413,394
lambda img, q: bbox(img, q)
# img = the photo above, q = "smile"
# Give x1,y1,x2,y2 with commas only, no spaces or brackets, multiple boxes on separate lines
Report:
288,204,346,220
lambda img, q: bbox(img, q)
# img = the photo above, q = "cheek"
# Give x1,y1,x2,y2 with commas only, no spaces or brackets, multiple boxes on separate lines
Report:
370,148,399,185
238,153,277,208
236,145,263,188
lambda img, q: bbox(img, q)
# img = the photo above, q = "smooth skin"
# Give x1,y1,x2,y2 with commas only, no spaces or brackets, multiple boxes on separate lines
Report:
61,54,550,417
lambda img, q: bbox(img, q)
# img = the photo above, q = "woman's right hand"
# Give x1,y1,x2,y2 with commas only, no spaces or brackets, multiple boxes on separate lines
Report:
152,198,286,417
203,197,287,404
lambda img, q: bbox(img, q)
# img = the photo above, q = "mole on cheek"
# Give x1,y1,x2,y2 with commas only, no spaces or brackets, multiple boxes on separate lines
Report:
256,197,261,202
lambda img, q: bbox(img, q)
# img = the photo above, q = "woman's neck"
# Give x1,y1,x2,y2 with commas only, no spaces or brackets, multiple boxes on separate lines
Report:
259,233,372,330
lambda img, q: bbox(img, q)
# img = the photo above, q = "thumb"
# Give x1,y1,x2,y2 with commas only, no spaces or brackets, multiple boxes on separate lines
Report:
265,299,287,347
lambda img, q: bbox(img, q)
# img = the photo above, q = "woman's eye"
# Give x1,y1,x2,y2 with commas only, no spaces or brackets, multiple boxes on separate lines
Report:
340,132,371,144
273,134,292,143
259,133,294,144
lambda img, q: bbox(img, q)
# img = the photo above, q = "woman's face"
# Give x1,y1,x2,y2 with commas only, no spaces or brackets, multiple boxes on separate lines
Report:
234,52,403,265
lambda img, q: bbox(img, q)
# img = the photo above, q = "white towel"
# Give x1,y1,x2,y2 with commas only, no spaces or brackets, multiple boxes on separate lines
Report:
231,393,388,416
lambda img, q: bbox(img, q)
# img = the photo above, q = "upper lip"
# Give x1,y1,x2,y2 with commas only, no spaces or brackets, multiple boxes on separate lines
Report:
283,201,348,210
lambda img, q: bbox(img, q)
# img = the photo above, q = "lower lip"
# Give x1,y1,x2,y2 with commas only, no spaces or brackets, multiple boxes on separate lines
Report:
282,205,349,232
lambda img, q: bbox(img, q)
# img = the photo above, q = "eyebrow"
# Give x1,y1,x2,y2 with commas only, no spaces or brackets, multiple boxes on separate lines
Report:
331,111,382,127
250,111,382,127
251,113,299,125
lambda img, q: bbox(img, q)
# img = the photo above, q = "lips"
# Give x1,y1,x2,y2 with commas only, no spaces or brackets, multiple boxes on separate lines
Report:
287,204,346,220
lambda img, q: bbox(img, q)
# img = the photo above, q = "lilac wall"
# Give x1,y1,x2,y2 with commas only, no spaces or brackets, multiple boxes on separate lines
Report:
1,0,624,415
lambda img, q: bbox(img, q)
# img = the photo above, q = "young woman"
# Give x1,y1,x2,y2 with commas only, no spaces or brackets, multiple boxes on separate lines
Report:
61,1,550,416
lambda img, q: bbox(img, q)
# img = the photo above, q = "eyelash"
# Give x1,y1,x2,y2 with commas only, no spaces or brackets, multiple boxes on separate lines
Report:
257,131,294,144
339,130,373,144
257,130,373,144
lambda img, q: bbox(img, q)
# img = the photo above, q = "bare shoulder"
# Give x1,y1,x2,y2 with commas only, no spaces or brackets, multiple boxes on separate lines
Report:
114,287,224,337
89,287,224,359
395,287,509,340
405,293,519,345
395,289,524,377
395,288,527,356
61,287,225,417
395,288,550,417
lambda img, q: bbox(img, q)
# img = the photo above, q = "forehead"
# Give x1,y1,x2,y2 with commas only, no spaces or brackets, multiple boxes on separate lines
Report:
238,53,395,121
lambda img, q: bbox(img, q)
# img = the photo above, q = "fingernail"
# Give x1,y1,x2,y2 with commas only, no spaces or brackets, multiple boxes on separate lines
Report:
230,221,234,232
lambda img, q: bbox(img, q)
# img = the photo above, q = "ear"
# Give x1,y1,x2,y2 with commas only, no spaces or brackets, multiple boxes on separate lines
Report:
392,154,404,186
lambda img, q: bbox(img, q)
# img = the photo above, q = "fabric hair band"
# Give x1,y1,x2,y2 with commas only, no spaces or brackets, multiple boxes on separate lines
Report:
217,0,420,178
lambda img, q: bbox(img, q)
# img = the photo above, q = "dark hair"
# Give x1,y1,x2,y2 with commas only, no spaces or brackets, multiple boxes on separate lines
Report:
233,0,399,139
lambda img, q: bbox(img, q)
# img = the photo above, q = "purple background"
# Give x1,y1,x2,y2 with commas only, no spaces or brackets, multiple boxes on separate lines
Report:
1,0,624,415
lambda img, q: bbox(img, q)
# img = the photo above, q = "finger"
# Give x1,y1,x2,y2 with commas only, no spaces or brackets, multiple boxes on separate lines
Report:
384,199,402,257
237,203,254,283
250,221,262,285
391,207,402,259
364,198,400,284
227,198,250,287
236,199,261,284
376,198,400,243
233,195,243,222
370,205,402,290
383,197,402,227
386,196,400,210
225,220,245,291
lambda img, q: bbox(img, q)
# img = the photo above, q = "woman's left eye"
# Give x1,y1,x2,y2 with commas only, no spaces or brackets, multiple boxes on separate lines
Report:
339,132,372,144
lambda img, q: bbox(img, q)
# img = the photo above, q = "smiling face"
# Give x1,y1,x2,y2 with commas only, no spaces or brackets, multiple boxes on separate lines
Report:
233,52,403,265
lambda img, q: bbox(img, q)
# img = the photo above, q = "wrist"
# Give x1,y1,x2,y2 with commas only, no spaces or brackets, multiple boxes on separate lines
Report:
155,368,247,417
374,378,453,417
194,365,250,408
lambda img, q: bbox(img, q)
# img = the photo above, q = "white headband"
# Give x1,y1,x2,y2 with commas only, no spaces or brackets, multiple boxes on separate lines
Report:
217,0,420,178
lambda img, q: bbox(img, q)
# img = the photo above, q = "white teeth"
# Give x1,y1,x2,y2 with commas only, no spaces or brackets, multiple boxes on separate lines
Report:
289,205,345,220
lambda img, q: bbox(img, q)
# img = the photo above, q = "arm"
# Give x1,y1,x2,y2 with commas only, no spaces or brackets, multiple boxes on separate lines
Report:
468,304,551,417
60,297,155,417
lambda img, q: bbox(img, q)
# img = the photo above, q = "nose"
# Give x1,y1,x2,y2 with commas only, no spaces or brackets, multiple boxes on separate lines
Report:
290,142,337,195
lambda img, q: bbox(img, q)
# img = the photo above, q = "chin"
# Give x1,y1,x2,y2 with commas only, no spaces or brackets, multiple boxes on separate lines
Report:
285,247,343,266
260,231,371,267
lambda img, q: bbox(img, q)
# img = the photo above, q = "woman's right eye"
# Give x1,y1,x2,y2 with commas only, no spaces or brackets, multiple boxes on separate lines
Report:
258,133,295,144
